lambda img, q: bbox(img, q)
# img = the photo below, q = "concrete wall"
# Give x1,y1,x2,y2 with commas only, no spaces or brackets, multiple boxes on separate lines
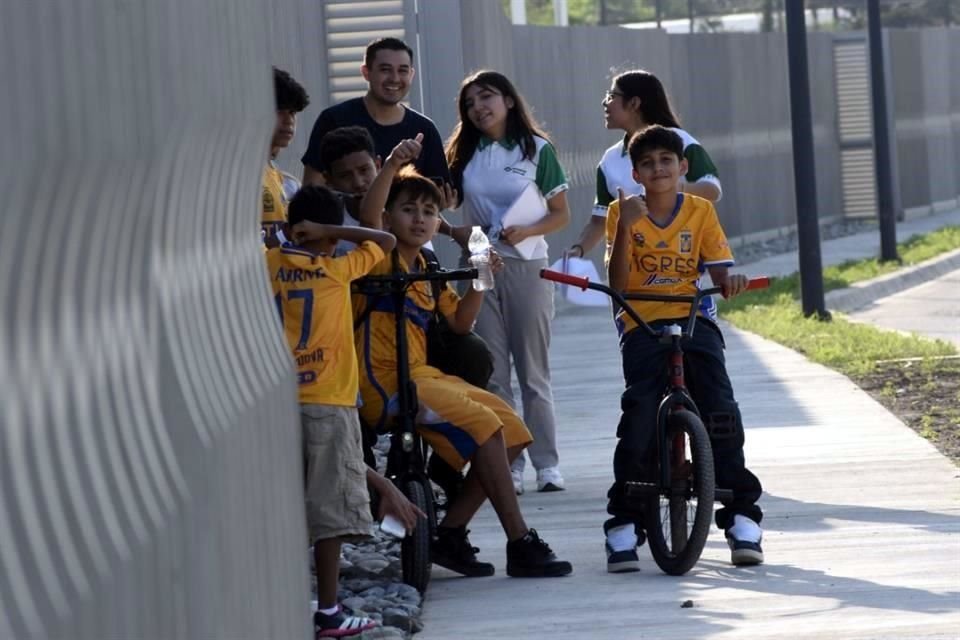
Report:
888,27,960,212
0,2,323,638
416,2,846,267
414,1,959,268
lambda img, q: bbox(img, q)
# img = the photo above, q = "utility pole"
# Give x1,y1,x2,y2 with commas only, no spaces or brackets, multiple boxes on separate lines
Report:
688,0,695,33
867,0,899,262
553,0,568,26
510,0,526,25
599,0,607,25
785,0,829,319
656,0,662,28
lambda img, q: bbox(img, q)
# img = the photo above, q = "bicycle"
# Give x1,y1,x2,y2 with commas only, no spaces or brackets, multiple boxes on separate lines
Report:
540,268,768,575
353,261,478,593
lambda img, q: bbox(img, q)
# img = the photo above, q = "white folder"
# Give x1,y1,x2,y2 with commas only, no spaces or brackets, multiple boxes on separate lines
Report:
499,182,548,260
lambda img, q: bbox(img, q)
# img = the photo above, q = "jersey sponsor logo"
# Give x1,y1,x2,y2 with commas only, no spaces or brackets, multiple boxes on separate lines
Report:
632,232,645,248
263,187,275,213
274,266,326,282
643,273,684,287
656,240,669,248
634,254,698,274
503,166,528,176
297,370,317,385
679,231,692,254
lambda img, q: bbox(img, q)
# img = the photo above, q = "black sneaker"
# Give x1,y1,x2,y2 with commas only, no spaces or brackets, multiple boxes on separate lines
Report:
725,515,764,566
506,529,573,577
727,535,764,566
431,526,495,577
605,543,640,573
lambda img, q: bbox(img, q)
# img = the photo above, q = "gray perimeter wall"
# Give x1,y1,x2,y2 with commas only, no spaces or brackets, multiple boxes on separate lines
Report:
0,2,327,638
415,1,959,267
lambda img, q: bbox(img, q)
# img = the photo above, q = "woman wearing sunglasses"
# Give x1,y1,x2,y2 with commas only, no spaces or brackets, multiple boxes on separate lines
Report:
565,69,722,261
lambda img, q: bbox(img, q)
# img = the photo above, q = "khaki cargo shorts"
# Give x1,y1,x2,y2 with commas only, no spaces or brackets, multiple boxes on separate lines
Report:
301,404,373,543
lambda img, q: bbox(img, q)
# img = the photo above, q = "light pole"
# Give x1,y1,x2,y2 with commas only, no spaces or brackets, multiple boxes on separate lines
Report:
867,0,899,262
785,0,829,319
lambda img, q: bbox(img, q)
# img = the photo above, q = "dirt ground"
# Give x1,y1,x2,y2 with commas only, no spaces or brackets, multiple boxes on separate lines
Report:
853,357,960,464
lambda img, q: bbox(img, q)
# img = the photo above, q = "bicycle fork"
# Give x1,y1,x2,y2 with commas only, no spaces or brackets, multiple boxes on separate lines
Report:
657,325,698,492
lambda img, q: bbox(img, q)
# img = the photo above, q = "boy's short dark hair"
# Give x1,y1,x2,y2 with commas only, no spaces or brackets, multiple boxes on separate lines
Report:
273,67,310,112
386,167,443,211
627,125,684,167
364,37,414,67
287,185,344,226
319,126,376,172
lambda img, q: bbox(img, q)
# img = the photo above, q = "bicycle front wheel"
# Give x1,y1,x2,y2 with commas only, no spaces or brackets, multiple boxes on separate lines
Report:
645,409,715,576
400,478,434,593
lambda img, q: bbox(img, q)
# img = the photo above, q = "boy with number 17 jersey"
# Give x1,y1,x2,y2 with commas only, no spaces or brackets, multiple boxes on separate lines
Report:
265,185,399,638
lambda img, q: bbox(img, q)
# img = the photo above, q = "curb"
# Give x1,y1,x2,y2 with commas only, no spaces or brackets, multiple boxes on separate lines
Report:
825,248,960,312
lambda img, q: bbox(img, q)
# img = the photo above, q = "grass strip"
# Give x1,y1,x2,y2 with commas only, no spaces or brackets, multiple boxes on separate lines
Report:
720,226,960,377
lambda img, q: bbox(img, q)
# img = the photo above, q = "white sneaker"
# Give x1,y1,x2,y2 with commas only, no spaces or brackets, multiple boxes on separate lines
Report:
536,466,565,492
511,469,524,495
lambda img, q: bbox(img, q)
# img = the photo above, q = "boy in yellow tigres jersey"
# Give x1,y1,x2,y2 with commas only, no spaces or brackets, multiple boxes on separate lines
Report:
604,125,763,572
266,185,418,638
262,68,309,247
353,140,572,579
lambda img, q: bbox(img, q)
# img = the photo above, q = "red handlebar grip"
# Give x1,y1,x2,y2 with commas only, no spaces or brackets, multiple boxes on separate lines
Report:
746,276,770,291
540,268,590,290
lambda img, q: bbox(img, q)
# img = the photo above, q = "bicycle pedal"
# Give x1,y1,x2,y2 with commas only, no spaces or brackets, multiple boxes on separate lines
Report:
625,481,658,497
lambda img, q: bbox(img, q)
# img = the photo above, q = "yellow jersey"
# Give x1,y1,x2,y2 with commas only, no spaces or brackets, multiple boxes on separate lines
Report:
353,252,460,378
262,163,288,242
605,194,733,334
266,241,386,406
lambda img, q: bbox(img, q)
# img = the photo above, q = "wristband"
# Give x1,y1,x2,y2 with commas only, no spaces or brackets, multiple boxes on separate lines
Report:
571,243,584,258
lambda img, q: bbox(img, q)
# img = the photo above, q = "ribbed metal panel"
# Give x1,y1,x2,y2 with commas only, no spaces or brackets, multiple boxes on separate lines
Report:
324,0,407,103
834,39,878,217
841,147,880,216
0,2,311,638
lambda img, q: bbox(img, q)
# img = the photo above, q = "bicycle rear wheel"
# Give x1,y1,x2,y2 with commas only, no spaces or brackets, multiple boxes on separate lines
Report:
645,409,715,576
400,478,434,593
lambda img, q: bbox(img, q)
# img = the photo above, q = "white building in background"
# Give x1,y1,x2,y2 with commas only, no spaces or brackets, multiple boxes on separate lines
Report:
622,8,851,34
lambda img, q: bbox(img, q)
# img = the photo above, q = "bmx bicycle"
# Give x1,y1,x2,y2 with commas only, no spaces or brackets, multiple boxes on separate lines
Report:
540,268,768,575
354,260,478,593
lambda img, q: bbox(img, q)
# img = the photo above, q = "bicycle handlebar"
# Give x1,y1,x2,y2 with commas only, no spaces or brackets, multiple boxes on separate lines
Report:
355,267,479,295
360,267,477,284
540,268,770,339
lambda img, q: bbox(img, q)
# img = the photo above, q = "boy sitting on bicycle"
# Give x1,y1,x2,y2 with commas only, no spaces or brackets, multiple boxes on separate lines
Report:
267,185,425,637
352,138,572,579
604,125,764,571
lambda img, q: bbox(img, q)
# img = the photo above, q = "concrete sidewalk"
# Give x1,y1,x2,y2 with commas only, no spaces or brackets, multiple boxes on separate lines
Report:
419,211,960,639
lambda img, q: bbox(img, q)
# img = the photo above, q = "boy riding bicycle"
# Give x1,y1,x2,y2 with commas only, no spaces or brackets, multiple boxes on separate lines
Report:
604,125,763,572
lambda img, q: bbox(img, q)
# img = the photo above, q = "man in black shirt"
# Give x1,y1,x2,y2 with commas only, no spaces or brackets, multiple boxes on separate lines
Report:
302,37,450,186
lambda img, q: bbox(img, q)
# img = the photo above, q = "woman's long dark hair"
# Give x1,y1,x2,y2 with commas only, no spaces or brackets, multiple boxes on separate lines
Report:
445,70,551,187
614,69,681,128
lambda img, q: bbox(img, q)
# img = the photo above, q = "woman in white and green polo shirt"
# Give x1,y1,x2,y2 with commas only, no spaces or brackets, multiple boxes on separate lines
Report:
446,70,571,495
566,69,722,261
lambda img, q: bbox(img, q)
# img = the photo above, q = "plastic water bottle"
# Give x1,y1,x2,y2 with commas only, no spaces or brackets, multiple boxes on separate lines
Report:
468,226,495,291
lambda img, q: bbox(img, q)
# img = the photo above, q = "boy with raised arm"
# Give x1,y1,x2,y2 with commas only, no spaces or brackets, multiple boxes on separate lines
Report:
267,185,422,637
351,140,573,579
604,125,763,572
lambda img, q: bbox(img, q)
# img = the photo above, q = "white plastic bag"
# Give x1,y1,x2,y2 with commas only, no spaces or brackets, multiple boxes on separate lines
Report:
548,256,609,307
